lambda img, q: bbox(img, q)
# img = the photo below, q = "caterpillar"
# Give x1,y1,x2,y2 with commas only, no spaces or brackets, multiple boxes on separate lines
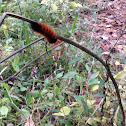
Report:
31,22,57,43
0,12,58,44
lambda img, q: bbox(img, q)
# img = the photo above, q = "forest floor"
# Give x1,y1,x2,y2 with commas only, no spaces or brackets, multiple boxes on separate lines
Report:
83,0,126,70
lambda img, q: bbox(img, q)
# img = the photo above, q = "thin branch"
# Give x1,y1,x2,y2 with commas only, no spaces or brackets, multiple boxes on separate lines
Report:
57,35,125,126
0,37,44,64
0,12,36,26
0,42,64,83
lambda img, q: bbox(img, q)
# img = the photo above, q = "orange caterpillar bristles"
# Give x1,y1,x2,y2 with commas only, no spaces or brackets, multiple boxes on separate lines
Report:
31,22,57,43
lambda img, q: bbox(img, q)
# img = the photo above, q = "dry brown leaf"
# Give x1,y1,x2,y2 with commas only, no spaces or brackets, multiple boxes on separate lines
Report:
24,114,35,126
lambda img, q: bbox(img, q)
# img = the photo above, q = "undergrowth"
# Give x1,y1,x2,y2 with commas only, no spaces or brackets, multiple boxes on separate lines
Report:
0,0,125,126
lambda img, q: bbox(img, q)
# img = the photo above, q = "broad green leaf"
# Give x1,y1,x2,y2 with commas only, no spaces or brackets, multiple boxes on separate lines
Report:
63,71,78,79
44,78,50,86
33,90,40,98
57,118,72,126
89,72,99,80
69,56,83,65
47,93,53,99
22,109,30,117
54,86,59,95
94,93,105,97
88,78,98,85
99,80,104,88
0,106,8,116
14,55,19,65
85,64,90,72
20,87,27,91
56,71,63,79
73,95,82,101
41,89,48,94
58,95,64,101
4,29,8,37
12,63,19,72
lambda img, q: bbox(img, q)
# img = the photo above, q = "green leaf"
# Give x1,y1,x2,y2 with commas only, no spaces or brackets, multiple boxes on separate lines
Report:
41,89,48,94
99,80,104,88
42,116,50,121
51,4,57,12
47,93,53,99
88,78,98,85
62,90,74,95
14,55,19,65
10,94,22,102
20,87,27,91
69,56,83,65
0,106,8,116
54,86,59,95
89,72,99,80
57,118,72,126
56,72,64,79
44,78,50,86
72,10,78,31
58,95,64,101
6,38,12,45
3,83,10,90
85,64,90,72
33,90,40,98
12,63,19,72
63,71,78,79
73,95,82,101
81,100,89,116
94,93,105,97
4,29,8,37
22,109,30,117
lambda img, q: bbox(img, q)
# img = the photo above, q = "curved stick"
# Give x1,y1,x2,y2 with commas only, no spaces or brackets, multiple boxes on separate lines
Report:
57,34,125,126
0,42,64,83
0,12,37,26
0,37,44,64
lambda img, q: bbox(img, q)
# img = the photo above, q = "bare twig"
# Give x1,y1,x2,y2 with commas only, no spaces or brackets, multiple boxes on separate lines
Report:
0,12,36,26
0,37,44,64
57,35,125,126
0,42,64,83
